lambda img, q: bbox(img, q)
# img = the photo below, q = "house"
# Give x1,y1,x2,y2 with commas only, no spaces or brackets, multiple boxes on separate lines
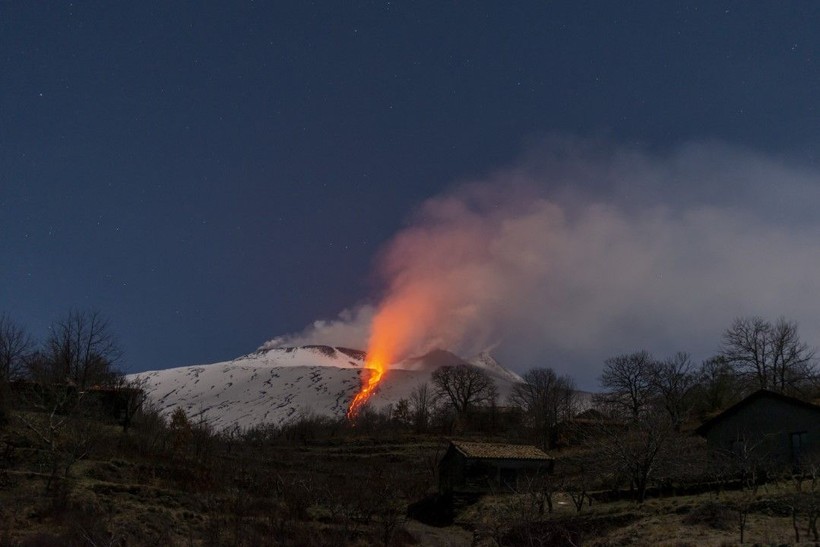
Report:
695,389,820,467
439,440,553,495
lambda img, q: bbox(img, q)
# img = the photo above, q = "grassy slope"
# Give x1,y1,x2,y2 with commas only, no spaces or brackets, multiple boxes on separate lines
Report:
1,412,816,546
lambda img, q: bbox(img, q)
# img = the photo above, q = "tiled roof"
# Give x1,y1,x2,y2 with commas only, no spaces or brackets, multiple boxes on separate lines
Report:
451,440,552,460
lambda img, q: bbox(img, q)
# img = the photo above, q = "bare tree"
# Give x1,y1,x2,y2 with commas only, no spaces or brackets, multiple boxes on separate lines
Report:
651,352,697,430
692,356,742,417
0,314,34,425
391,398,412,427
0,314,34,382
520,467,564,515
790,455,820,542
510,367,577,449
408,382,435,432
17,386,103,491
591,411,680,503
721,316,816,395
599,351,656,420
41,309,122,388
431,365,497,417
731,489,756,544
726,434,768,492
561,452,599,513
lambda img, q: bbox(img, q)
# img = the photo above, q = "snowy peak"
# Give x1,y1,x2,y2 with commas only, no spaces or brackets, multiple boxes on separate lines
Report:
393,348,469,371
235,345,366,369
468,351,524,383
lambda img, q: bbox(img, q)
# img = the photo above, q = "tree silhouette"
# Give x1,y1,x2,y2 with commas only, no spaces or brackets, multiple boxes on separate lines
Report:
431,365,496,416
721,316,816,395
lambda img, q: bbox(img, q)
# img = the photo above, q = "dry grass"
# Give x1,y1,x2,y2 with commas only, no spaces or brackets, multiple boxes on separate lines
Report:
453,486,811,546
2,410,818,546
0,413,448,545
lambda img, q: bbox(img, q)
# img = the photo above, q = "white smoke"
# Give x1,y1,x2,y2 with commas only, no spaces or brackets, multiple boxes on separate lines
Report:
264,139,820,388
259,305,374,351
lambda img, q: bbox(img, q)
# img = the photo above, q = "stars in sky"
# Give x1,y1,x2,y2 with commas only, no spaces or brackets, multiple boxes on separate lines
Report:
0,2,819,377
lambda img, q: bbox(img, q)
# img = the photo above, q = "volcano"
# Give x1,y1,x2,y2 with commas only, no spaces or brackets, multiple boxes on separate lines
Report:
130,346,524,430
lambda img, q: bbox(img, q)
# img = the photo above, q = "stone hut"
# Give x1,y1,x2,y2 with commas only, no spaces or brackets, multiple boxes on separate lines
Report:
439,440,553,495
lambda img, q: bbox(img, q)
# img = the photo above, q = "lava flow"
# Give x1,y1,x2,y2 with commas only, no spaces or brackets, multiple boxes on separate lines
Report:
346,272,441,419
345,357,385,420
346,328,395,419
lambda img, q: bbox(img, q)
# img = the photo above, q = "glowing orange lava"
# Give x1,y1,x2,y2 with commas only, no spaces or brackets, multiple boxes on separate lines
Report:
347,283,440,419
346,328,396,420
346,358,385,420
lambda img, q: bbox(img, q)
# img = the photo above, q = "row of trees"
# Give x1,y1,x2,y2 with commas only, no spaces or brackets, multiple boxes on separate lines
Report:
387,366,498,433
587,316,818,502
379,315,817,457
383,315,817,505
599,316,817,425
2,307,817,521
381,362,575,451
0,309,121,390
0,310,132,490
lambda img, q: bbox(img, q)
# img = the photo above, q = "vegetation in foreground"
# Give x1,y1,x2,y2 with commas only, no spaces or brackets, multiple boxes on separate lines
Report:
1,309,820,545
3,408,820,546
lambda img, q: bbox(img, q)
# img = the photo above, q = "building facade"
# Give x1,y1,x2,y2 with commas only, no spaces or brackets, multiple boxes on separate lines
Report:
696,390,820,467
439,440,553,495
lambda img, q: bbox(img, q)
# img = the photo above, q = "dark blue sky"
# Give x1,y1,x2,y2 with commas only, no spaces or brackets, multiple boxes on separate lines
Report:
2,2,819,374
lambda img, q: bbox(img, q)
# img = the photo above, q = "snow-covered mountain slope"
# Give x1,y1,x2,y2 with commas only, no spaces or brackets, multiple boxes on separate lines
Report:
131,346,523,431
467,352,524,383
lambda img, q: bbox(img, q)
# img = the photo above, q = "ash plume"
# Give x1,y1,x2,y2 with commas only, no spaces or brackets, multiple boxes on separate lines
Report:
265,138,820,388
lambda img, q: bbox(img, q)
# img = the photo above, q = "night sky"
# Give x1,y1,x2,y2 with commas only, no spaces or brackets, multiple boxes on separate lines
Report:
3,3,820,384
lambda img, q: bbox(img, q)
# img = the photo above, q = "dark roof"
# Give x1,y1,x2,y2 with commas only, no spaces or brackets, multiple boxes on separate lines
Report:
695,389,820,436
450,440,552,461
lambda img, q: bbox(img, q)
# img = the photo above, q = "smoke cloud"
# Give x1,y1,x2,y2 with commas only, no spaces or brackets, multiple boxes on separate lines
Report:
260,305,375,350
264,139,820,388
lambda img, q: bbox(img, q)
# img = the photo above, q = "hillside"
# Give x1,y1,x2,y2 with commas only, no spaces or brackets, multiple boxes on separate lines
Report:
131,346,523,430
